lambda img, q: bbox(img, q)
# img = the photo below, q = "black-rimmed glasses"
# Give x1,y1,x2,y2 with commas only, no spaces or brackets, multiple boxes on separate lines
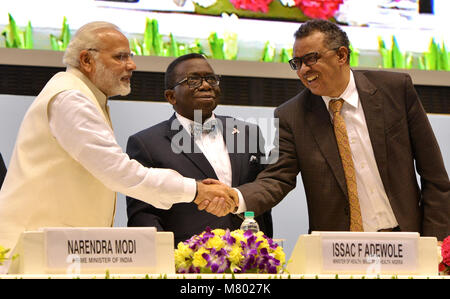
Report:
172,75,221,89
288,48,339,70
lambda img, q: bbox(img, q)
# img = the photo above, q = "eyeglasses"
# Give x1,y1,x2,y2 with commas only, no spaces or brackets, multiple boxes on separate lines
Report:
172,75,221,90
288,48,339,70
87,48,135,63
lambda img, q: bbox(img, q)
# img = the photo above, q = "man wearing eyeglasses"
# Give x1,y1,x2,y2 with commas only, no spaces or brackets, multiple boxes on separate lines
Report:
0,23,234,253
126,53,273,245
201,19,449,241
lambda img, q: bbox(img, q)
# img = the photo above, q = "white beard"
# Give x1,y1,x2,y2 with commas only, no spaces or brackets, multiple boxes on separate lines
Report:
92,61,131,97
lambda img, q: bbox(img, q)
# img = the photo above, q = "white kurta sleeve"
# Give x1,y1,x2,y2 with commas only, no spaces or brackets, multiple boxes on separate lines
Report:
48,90,196,209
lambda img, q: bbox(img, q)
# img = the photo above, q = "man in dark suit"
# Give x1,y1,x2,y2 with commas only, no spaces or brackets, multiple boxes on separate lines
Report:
126,53,272,245
201,20,449,240
0,153,6,189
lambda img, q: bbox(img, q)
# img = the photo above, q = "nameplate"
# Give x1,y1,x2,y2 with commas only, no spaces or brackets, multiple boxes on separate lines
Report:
313,232,419,274
43,227,156,274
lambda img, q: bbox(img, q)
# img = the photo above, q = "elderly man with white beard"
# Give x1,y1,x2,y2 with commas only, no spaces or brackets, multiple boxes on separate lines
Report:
0,22,236,253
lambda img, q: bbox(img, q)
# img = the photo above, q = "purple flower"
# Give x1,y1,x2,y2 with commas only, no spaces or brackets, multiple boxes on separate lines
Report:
222,229,236,246
202,248,230,273
175,228,286,274
256,248,281,274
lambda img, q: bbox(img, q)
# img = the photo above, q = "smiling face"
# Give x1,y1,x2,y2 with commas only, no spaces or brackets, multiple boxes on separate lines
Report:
80,28,136,97
165,58,220,122
293,31,350,98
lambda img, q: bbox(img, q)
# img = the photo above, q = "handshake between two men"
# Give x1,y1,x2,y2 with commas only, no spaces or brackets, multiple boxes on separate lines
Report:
194,179,238,217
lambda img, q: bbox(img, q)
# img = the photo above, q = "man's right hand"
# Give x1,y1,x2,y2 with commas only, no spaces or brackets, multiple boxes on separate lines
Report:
194,180,238,217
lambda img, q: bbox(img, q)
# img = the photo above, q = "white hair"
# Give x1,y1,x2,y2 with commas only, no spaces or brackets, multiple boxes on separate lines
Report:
63,21,121,68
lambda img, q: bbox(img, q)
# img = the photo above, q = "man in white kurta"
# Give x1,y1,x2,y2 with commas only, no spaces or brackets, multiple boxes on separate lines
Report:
0,22,234,253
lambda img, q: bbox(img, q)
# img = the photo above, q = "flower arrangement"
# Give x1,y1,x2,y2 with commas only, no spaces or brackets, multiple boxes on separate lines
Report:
229,0,274,13
175,227,286,274
439,236,450,275
293,0,343,20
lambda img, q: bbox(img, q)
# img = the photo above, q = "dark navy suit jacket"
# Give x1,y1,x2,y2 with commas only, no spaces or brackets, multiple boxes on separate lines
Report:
126,114,273,246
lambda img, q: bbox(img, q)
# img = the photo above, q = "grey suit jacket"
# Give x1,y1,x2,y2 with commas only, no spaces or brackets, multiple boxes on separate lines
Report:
238,70,450,240
126,114,273,245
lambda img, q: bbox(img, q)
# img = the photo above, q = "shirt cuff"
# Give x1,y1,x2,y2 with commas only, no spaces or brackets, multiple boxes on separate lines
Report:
233,187,247,214
183,178,197,203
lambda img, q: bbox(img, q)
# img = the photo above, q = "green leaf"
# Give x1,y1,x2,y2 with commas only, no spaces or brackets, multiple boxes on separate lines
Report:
426,38,438,70
223,32,238,60
208,32,225,60
418,56,426,70
349,43,359,67
50,34,60,51
61,17,71,50
379,48,392,68
377,36,386,50
392,36,405,69
187,39,204,55
279,48,291,63
24,21,33,49
152,19,163,56
2,29,13,48
439,42,449,71
261,41,275,62
405,52,413,69
378,36,392,68
142,17,153,55
178,43,188,56
169,32,178,57
8,13,24,48
130,38,143,55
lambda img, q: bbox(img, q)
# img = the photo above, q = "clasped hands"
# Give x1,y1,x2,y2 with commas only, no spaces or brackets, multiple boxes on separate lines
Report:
194,179,238,217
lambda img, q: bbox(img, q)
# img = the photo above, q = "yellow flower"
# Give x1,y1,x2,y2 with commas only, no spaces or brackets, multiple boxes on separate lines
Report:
273,246,286,266
228,245,243,265
174,242,193,265
192,247,209,268
211,228,225,236
176,242,193,256
231,230,245,244
206,235,225,250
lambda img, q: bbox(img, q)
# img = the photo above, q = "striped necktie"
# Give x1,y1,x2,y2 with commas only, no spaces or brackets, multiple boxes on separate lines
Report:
329,99,363,232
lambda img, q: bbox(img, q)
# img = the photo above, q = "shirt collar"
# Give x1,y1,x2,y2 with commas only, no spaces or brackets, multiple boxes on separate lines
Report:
322,70,358,110
175,112,216,135
67,67,108,108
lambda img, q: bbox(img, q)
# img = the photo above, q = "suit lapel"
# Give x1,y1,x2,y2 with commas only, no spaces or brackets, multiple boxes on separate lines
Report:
165,114,218,179
354,71,389,192
305,93,348,196
217,115,241,186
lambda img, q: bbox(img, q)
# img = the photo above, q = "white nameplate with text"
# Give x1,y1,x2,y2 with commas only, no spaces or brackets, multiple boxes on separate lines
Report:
43,227,156,274
313,232,419,274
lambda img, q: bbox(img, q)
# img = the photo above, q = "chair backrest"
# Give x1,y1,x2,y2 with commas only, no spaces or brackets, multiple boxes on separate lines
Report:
0,153,6,189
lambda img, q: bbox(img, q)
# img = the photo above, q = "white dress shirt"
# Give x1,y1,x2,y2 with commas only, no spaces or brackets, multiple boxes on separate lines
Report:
176,113,252,212
175,113,233,187
48,90,196,209
322,71,398,231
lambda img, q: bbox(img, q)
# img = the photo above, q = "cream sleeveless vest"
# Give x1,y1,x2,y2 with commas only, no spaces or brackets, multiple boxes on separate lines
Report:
0,69,116,251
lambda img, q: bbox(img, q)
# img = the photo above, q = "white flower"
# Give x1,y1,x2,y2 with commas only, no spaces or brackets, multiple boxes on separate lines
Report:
191,0,217,8
279,0,295,7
